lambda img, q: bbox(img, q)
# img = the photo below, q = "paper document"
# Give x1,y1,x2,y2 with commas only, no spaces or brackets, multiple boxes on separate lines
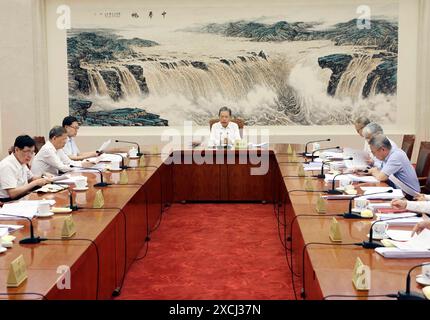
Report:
375,247,430,259
0,228,8,237
343,148,369,169
386,229,413,242
97,153,127,162
324,174,378,184
0,224,24,232
97,139,111,152
248,142,269,148
389,174,420,197
375,212,423,226
387,229,430,251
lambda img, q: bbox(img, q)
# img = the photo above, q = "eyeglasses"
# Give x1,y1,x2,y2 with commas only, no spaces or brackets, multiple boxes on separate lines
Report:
18,149,35,155
70,125,80,130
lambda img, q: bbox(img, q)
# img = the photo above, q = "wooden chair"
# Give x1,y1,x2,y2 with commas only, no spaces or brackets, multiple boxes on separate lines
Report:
415,141,430,186
422,174,430,194
401,134,415,160
209,118,244,138
33,136,46,154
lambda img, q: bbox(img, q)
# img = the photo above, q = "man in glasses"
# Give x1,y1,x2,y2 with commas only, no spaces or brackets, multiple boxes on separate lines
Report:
0,135,52,201
62,116,101,161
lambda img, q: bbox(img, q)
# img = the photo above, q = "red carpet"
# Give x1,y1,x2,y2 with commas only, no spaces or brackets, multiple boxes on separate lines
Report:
116,203,298,299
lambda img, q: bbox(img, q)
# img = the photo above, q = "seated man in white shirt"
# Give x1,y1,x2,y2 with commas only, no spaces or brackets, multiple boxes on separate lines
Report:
0,135,51,201
63,116,100,161
362,122,398,169
31,126,92,176
208,107,241,147
391,194,430,215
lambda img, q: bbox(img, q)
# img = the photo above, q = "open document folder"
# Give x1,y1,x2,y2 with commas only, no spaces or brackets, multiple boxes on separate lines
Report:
376,229,430,258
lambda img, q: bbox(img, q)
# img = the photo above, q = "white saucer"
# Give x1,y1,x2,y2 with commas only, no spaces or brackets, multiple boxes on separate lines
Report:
73,186,89,191
36,211,54,218
416,275,430,286
0,246,6,254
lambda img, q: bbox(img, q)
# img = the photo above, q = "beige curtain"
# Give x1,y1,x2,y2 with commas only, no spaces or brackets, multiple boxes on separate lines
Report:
416,0,430,143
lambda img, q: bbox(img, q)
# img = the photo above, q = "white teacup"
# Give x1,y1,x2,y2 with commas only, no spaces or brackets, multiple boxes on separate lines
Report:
372,221,388,239
129,148,138,158
74,176,88,189
37,202,50,216
111,160,121,170
354,198,370,210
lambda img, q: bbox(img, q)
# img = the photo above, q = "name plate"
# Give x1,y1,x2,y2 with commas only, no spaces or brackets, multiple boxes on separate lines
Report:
304,178,314,191
287,144,293,155
329,217,342,242
352,257,371,290
93,190,105,208
61,215,76,238
7,254,27,287
298,164,305,177
120,171,129,184
316,196,327,213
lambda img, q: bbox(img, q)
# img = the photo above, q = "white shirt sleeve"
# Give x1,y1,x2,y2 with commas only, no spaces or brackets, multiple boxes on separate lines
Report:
231,123,241,142
209,123,219,146
406,201,430,214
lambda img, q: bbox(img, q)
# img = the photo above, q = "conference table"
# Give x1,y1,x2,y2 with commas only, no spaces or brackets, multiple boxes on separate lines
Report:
0,144,427,300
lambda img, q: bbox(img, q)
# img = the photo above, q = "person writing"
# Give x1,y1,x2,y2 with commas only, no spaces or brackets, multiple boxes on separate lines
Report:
0,135,51,201
31,126,92,176
208,107,241,147
62,116,101,161
367,134,420,193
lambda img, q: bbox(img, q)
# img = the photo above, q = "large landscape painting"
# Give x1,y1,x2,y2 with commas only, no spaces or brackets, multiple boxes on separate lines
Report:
67,1,398,126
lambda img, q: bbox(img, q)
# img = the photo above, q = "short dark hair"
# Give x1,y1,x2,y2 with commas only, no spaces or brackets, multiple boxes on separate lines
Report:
14,135,35,149
49,126,67,139
218,106,232,116
62,116,79,127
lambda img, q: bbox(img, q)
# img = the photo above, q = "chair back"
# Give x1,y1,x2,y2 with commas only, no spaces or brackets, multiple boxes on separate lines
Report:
415,141,430,184
401,135,415,160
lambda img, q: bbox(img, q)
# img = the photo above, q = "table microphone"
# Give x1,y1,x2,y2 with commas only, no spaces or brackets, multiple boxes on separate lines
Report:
50,182,79,211
316,157,353,179
327,172,348,195
361,213,422,249
306,146,340,163
343,190,393,219
300,139,331,156
115,139,143,157
397,262,430,300
69,165,111,187
113,153,130,170
0,213,46,244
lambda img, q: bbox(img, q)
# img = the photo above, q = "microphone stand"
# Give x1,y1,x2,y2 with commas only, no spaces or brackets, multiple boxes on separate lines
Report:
316,157,353,179
397,262,430,300
300,139,331,157
0,213,46,244
70,165,111,188
343,190,394,219
305,146,340,163
50,182,79,211
115,139,143,157
113,153,130,170
361,213,422,249
327,172,348,195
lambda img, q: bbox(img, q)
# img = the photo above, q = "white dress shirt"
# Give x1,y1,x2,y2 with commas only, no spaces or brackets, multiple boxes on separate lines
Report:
209,121,241,146
406,195,430,214
364,138,398,169
0,154,34,198
31,141,81,176
63,137,80,157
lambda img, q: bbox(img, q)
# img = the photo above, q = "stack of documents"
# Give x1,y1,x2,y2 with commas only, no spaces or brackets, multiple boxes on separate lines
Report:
324,174,379,184
359,187,404,200
376,229,430,258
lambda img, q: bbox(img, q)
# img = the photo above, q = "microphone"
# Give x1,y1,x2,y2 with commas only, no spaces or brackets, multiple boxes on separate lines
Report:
316,157,353,179
301,139,331,156
343,190,394,219
397,262,430,300
306,146,341,163
113,153,130,170
361,213,422,249
69,165,111,187
327,172,348,195
0,213,46,244
50,182,79,211
114,140,143,157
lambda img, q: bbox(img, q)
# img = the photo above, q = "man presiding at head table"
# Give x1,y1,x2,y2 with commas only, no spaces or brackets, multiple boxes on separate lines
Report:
31,126,93,176
208,106,241,147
